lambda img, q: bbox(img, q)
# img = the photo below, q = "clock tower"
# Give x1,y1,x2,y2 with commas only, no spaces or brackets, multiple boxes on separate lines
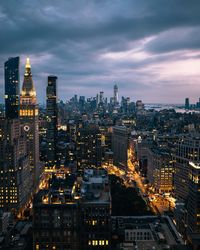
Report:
20,58,40,189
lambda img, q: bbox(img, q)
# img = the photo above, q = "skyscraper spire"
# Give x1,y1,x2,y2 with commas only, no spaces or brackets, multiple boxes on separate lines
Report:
26,57,31,69
114,84,118,105
20,57,40,191
21,57,36,98
24,57,31,77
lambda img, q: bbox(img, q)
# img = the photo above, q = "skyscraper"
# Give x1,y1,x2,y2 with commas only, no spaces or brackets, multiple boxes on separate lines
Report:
185,98,190,110
46,75,58,166
187,161,200,248
0,118,32,213
4,57,20,119
112,126,128,169
174,135,200,202
76,125,102,169
113,84,118,105
20,58,40,189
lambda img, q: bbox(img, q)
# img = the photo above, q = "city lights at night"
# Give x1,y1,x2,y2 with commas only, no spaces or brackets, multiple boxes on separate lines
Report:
0,1,200,249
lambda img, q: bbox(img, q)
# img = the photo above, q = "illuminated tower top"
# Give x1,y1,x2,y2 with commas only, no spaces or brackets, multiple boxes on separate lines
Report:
21,57,36,98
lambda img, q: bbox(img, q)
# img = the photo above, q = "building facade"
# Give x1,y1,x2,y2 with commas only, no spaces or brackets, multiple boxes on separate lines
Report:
187,161,200,247
0,118,32,213
46,75,58,166
76,125,102,169
20,58,40,189
112,126,128,169
4,57,20,119
33,169,111,250
174,135,200,201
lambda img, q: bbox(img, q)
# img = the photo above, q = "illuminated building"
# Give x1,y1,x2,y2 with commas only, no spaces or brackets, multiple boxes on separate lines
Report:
147,148,173,193
80,169,111,249
4,57,20,119
0,118,31,213
174,135,200,202
33,174,79,250
76,125,102,169
79,96,85,112
187,161,200,247
20,58,40,189
46,75,58,166
112,126,128,169
33,169,111,249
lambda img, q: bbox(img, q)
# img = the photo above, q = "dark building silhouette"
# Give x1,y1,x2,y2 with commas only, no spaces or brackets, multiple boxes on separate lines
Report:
4,57,20,119
185,97,190,109
46,75,58,166
112,126,128,169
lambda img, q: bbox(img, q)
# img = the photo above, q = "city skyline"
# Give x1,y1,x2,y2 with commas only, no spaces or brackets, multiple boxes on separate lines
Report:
1,1,200,104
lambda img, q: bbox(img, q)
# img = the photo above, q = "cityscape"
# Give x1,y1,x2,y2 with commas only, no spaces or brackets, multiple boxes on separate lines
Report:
1,1,200,250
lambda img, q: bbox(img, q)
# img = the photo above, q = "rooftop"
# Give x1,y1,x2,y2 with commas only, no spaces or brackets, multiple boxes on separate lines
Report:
112,216,184,250
34,168,111,206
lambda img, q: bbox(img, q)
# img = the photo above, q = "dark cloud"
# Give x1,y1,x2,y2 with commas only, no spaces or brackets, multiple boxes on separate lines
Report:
0,0,200,103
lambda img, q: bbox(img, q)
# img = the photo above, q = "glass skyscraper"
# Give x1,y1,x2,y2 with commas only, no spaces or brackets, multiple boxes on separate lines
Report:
4,57,20,119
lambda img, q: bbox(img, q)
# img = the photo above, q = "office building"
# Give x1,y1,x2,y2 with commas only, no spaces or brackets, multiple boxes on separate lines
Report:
79,96,85,112
112,126,128,169
20,58,40,189
99,91,104,104
174,135,200,202
33,169,111,250
76,125,102,169
80,169,111,249
46,75,58,166
111,216,184,249
33,174,80,250
4,57,20,119
0,118,32,213
113,84,118,105
185,98,190,110
187,161,200,248
147,148,173,193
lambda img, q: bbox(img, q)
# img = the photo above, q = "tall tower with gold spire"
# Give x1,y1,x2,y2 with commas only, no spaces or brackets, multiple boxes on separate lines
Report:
20,58,40,190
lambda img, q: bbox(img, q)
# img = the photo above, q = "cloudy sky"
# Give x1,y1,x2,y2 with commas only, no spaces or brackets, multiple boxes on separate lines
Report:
0,0,200,104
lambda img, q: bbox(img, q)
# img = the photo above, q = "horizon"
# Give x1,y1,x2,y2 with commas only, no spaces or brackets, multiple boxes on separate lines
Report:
1,1,200,104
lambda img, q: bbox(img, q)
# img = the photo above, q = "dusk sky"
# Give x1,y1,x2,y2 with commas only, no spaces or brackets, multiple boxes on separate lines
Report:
1,0,200,104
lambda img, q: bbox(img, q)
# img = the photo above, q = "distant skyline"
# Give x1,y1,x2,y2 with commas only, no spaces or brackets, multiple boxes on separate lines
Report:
1,0,200,104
